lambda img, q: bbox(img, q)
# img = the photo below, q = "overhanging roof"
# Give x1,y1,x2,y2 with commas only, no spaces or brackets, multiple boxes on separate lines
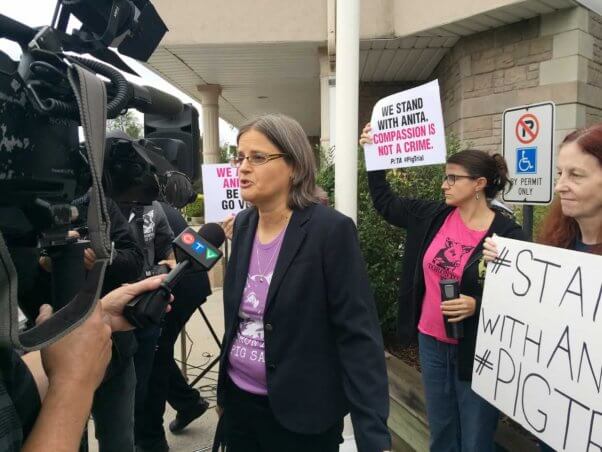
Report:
359,0,579,82
146,0,582,135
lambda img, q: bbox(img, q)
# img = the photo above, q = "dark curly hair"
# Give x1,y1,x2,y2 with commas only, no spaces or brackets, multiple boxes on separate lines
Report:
446,149,511,198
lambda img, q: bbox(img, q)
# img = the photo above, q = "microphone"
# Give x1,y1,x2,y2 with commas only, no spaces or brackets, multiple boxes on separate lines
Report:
164,171,195,209
123,223,225,328
440,279,464,339
0,14,36,45
126,83,183,117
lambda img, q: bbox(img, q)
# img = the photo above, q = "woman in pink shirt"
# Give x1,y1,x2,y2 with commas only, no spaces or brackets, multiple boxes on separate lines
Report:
361,123,525,452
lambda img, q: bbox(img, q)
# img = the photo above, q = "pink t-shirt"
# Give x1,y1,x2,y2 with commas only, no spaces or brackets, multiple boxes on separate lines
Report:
227,227,286,395
418,209,487,344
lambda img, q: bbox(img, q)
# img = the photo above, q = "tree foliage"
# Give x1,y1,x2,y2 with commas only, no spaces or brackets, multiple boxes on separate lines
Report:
106,110,143,139
317,136,463,338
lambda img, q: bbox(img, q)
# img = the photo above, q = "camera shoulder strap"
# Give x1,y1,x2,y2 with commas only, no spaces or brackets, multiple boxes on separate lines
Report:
67,63,112,261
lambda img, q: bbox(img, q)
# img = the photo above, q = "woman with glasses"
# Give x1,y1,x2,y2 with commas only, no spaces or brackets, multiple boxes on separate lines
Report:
484,123,602,260
360,123,525,452
483,122,602,452
213,114,391,452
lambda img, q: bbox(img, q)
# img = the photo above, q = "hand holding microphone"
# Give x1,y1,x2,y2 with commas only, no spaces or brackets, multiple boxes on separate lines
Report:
123,223,226,328
440,280,477,339
440,280,464,339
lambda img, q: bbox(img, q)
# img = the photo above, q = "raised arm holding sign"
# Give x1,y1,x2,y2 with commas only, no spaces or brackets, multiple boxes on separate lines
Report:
359,124,526,451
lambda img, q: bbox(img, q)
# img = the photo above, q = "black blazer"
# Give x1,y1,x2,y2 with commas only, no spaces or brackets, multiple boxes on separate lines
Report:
216,203,391,452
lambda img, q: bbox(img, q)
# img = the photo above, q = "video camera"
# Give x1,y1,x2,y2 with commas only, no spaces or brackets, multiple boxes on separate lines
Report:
0,0,200,351
0,0,199,248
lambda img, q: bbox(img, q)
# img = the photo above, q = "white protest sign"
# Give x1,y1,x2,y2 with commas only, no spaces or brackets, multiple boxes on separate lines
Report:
472,237,602,451
201,163,245,223
363,80,447,171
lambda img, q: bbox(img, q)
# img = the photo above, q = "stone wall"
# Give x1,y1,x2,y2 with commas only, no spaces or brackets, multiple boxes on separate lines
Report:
586,12,602,126
589,12,602,90
354,7,602,155
358,81,416,131
434,18,554,153
433,6,602,154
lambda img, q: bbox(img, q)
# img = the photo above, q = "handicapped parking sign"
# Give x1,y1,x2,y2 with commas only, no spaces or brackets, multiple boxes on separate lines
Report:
516,147,537,174
502,102,555,205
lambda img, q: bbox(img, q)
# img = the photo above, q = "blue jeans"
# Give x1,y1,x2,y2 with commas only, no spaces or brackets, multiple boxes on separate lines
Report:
418,333,499,452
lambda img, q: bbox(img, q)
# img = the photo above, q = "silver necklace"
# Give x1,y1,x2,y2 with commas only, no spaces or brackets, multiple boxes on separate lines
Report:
255,233,284,283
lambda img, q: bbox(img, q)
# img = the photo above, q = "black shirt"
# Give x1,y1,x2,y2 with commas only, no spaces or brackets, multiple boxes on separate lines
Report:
0,348,41,451
121,202,174,274
72,193,144,293
574,239,600,254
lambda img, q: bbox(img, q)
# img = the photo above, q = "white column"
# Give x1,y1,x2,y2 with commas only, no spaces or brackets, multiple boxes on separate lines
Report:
197,84,222,164
319,48,332,151
334,0,360,222
329,78,336,152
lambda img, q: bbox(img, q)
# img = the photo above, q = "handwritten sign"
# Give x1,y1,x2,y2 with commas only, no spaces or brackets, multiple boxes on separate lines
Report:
201,163,245,222
363,80,446,171
473,237,602,451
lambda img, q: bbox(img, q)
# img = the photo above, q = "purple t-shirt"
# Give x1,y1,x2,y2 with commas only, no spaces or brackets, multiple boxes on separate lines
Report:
227,227,286,395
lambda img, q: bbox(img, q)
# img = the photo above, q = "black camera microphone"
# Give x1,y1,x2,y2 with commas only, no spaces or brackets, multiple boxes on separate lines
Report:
123,223,226,328
126,83,184,117
164,172,195,209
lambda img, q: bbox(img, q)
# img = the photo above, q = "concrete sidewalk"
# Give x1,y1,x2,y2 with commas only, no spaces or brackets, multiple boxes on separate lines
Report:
89,288,357,451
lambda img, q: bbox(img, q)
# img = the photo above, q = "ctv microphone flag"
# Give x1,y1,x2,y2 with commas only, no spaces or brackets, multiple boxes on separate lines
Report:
173,227,223,270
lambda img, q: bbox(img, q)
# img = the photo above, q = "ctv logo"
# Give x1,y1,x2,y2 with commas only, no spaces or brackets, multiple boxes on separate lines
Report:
181,235,218,260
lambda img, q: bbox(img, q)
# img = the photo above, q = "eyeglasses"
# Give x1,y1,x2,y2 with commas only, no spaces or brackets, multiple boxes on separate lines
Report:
229,152,286,168
443,174,476,186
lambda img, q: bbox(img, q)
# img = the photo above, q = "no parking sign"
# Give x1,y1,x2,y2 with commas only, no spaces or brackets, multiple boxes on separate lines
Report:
502,102,555,205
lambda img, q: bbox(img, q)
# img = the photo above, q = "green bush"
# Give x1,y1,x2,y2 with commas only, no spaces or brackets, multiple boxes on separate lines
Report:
219,145,237,164
317,136,462,339
184,194,204,218
512,204,551,240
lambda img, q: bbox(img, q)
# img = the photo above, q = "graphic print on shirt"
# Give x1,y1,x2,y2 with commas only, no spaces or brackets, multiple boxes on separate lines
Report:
243,274,271,312
228,231,286,394
429,237,474,279
142,209,156,242
239,318,264,340
231,270,272,359
238,272,271,341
